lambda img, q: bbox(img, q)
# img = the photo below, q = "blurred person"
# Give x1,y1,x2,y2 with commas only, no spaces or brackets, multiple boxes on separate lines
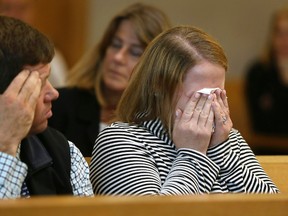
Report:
48,3,171,157
0,15,93,199
0,0,68,87
245,7,288,136
90,25,279,195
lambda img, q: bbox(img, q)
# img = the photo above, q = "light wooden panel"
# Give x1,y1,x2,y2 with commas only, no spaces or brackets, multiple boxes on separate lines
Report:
32,0,88,68
257,156,288,193
0,194,288,216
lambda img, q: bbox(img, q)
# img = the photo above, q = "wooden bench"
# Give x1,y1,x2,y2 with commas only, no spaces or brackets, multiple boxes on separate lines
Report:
257,156,288,193
1,194,288,216
1,155,288,216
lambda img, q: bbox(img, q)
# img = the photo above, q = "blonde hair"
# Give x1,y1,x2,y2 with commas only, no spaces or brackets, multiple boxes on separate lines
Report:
262,7,288,64
117,25,228,135
66,3,171,107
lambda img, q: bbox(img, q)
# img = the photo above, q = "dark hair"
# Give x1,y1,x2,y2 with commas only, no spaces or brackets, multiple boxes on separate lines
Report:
0,15,54,93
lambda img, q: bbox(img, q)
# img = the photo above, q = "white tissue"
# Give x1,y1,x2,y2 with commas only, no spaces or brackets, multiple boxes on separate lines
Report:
197,88,220,95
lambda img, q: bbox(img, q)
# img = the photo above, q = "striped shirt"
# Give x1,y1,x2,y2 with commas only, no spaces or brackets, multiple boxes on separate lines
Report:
90,119,279,195
0,141,93,199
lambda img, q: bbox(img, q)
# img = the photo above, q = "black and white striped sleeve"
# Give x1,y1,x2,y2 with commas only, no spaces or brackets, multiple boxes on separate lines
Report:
207,129,279,193
164,149,220,194
90,125,221,196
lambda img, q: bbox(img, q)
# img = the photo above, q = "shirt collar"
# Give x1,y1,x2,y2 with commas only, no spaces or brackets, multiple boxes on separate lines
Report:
141,119,173,147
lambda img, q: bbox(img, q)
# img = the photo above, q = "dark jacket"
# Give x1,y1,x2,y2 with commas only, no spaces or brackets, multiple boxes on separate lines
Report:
20,127,73,195
245,60,288,136
48,87,100,157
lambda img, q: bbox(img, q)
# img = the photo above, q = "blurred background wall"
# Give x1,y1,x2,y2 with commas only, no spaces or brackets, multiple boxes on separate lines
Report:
33,0,288,80
32,0,87,68
32,0,288,152
86,0,288,80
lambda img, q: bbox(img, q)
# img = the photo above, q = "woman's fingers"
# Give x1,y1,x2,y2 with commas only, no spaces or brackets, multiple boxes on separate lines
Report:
198,94,214,128
215,89,229,115
210,90,233,147
181,92,200,122
221,89,229,108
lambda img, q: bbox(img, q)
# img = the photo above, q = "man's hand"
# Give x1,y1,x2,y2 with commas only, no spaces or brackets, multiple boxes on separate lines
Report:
0,70,41,156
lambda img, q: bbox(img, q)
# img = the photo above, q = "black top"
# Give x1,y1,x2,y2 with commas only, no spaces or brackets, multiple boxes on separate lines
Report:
48,87,100,157
245,60,288,136
21,127,73,195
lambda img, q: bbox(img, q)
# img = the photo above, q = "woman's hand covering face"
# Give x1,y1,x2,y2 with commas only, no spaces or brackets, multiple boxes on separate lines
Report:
173,88,232,154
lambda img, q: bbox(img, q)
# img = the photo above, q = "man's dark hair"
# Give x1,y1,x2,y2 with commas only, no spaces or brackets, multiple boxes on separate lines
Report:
0,15,54,93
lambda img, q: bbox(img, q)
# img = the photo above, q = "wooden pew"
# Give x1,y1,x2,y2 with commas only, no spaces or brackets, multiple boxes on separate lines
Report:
257,156,288,193
85,157,91,165
1,194,288,216
1,156,287,216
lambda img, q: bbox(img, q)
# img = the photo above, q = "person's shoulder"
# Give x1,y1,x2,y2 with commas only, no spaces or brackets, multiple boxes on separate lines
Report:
99,122,133,134
97,122,144,140
110,122,145,132
111,121,130,128
95,122,148,151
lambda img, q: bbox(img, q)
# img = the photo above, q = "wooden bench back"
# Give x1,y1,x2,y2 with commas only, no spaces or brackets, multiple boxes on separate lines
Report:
1,155,288,216
257,156,288,193
1,194,288,216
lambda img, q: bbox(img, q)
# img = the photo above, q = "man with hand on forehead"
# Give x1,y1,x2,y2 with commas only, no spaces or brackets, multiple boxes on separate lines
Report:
0,15,93,199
